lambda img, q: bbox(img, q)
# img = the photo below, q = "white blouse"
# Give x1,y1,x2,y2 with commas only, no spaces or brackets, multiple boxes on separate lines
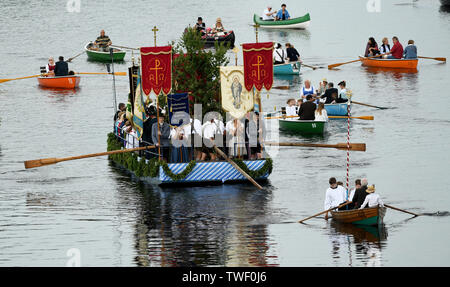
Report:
360,193,384,209
314,109,328,122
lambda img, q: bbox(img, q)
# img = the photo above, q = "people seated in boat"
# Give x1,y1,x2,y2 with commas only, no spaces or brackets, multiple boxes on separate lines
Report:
285,43,300,68
262,6,277,21
351,178,369,209
152,114,171,161
324,177,348,220
45,57,56,76
336,81,348,103
320,82,338,104
359,185,384,209
194,17,206,35
300,80,316,102
212,18,226,36
285,98,298,118
403,39,417,59
385,36,403,59
314,103,328,122
379,37,391,56
54,56,69,77
94,30,112,51
364,37,380,57
347,179,361,209
226,118,246,158
273,43,286,64
276,4,291,20
298,95,316,120
317,78,328,96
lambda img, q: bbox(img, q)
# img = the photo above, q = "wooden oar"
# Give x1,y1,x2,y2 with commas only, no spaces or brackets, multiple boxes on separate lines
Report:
302,63,319,70
265,115,373,120
0,74,41,84
76,72,127,76
418,56,446,62
272,85,290,90
110,44,139,50
328,53,389,69
385,204,420,217
67,51,85,62
351,100,389,110
264,142,366,152
299,201,352,224
213,145,263,190
24,145,155,169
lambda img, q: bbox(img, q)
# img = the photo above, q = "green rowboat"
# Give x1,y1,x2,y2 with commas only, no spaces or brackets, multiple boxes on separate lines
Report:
279,119,327,134
253,13,311,29
85,42,126,62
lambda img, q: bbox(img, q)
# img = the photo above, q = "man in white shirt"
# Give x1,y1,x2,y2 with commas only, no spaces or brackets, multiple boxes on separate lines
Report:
324,177,347,219
273,43,285,64
262,6,277,21
360,185,384,209
202,119,218,160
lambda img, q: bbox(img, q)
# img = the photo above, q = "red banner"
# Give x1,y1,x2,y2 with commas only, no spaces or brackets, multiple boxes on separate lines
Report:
140,46,172,95
242,42,273,92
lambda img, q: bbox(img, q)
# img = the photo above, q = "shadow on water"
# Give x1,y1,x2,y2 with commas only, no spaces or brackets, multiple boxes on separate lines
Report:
109,160,279,267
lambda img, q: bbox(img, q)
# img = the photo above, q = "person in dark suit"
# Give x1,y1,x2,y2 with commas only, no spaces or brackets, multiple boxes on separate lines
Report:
321,82,339,104
54,56,69,76
298,94,316,120
351,178,369,209
152,114,171,161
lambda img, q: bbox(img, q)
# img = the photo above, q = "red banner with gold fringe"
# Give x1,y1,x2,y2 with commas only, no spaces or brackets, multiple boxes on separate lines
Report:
242,42,273,92
140,46,172,95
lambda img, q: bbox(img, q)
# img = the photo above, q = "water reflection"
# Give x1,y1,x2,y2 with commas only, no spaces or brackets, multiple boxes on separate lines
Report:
111,164,278,267
261,29,311,43
328,221,388,267
37,86,80,96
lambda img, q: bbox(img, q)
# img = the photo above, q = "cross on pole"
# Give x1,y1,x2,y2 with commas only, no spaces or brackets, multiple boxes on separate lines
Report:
253,23,260,43
152,26,159,47
232,46,239,66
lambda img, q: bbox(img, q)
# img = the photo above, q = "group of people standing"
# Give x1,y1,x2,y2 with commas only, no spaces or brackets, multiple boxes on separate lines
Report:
283,79,349,121
365,36,417,59
113,103,265,163
324,177,384,218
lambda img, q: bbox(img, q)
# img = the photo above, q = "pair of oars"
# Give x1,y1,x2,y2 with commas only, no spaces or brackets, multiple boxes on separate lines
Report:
0,72,126,84
298,202,420,224
328,53,446,69
265,114,374,120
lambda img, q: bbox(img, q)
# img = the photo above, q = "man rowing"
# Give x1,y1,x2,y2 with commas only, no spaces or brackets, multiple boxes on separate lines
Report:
262,6,277,21
324,177,348,220
94,30,112,51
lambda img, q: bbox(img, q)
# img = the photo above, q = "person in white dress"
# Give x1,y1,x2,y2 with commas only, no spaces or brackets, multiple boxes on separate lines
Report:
226,118,246,157
314,103,328,122
359,185,384,209
285,98,297,120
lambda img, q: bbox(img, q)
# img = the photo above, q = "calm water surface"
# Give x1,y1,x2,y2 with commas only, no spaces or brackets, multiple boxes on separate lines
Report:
0,0,450,266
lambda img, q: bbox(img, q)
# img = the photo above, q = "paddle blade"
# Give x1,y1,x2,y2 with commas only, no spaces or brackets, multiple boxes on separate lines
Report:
0,79,12,83
336,143,366,152
24,158,58,169
272,85,290,90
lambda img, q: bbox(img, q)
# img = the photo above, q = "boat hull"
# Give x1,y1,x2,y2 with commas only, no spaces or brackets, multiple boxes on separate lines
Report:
85,43,126,62
324,102,350,116
203,31,235,48
253,13,311,29
359,56,418,69
331,206,386,226
279,119,326,134
274,62,301,75
37,76,80,89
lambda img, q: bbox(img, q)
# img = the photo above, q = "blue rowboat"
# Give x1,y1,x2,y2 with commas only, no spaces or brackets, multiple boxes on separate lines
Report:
324,102,350,116
274,62,301,75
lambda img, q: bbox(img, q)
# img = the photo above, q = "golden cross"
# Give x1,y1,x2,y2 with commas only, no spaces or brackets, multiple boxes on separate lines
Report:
253,23,260,43
252,55,264,81
150,59,163,85
152,26,159,47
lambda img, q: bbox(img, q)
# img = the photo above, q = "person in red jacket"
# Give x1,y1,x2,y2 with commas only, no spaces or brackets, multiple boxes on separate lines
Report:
385,36,403,59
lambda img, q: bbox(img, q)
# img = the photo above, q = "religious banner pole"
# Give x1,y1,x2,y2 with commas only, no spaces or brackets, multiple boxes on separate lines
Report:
153,26,162,160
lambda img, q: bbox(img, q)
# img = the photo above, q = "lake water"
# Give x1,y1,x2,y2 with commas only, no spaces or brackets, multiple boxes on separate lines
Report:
0,0,450,266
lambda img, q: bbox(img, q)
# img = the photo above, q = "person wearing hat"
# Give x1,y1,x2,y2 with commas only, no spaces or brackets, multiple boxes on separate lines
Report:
318,78,328,97
194,17,206,35
359,185,384,209
212,18,226,35
276,4,291,20
262,6,277,21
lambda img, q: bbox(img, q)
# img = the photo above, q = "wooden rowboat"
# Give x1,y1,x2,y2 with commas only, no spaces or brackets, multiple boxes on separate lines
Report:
253,13,311,29
274,61,301,75
359,56,418,69
85,42,126,62
279,119,327,134
331,206,386,226
37,76,80,89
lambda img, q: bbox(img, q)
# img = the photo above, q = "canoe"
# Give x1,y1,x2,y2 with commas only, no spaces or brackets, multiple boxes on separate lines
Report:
331,206,386,226
359,56,418,69
203,30,235,48
274,62,301,75
85,42,126,62
324,102,350,116
279,119,327,134
37,76,80,89
253,13,311,29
